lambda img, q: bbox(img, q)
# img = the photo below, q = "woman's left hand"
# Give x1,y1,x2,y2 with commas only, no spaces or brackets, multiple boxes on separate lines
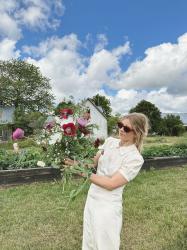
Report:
64,158,78,166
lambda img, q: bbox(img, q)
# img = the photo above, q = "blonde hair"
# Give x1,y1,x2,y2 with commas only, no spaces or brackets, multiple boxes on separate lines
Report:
121,112,150,152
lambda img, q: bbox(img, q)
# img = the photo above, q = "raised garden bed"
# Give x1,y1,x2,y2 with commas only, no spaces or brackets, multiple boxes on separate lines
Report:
143,156,187,170
0,156,187,187
0,167,61,186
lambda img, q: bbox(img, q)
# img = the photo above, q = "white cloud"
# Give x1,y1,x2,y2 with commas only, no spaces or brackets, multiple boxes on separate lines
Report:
0,12,21,40
24,34,131,103
2,30,187,113
0,0,65,40
23,33,187,113
23,34,81,57
18,6,46,28
17,0,65,30
106,87,187,115
115,33,187,95
112,41,131,58
0,39,20,60
94,34,108,52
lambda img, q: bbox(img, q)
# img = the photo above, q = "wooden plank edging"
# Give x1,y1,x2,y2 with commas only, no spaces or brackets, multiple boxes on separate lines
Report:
0,156,187,186
143,156,187,170
0,167,61,186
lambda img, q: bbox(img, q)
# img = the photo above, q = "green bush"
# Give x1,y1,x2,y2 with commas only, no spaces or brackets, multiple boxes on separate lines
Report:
159,114,185,136
0,147,49,170
142,143,187,158
0,138,39,150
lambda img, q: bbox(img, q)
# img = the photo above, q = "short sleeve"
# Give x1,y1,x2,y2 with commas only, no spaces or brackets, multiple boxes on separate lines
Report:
98,137,112,152
118,154,144,182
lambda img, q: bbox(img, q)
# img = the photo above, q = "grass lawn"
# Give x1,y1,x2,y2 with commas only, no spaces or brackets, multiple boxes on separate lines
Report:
144,132,187,148
1,132,187,151
0,167,187,250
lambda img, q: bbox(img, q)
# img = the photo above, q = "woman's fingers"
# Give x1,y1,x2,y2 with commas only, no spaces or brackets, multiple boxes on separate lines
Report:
64,160,73,166
64,158,78,166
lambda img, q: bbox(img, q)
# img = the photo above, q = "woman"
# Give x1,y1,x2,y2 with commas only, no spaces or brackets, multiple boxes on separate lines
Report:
65,112,149,250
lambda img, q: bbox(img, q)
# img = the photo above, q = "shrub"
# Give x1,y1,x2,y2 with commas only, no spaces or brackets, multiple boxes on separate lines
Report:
0,147,48,170
159,114,185,136
142,143,187,158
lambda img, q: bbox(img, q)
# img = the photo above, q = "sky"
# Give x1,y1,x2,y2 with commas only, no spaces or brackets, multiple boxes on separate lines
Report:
1,0,187,114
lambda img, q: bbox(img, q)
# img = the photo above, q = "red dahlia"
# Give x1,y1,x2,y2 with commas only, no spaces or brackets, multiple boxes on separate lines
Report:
62,123,77,136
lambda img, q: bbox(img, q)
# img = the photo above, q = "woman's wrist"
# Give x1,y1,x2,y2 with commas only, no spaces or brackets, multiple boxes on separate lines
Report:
81,171,94,179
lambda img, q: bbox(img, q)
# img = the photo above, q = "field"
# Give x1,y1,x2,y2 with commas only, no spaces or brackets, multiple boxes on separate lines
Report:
144,131,187,147
1,132,187,151
0,167,186,250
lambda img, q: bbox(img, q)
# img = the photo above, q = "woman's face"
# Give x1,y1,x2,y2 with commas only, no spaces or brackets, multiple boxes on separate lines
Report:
118,118,136,143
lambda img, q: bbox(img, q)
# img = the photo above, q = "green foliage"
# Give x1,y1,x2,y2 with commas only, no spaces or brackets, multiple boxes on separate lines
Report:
0,59,54,133
55,98,76,115
142,143,187,158
38,100,98,168
130,100,185,136
0,147,47,170
91,94,112,117
14,110,47,135
45,130,98,168
0,168,186,249
130,99,162,133
159,114,185,136
0,59,54,109
107,113,122,135
0,138,39,150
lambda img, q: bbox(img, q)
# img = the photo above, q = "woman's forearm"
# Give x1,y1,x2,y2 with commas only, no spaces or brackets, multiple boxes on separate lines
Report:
89,173,114,191
89,171,128,191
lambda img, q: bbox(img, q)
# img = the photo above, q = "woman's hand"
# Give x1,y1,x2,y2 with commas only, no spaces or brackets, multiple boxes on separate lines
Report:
93,151,102,167
64,158,78,167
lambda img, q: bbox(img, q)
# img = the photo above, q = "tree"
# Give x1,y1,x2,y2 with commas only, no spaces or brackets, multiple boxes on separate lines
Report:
91,94,112,118
161,114,185,136
0,59,54,111
129,100,162,133
55,98,76,115
108,113,122,135
14,110,47,134
0,59,54,133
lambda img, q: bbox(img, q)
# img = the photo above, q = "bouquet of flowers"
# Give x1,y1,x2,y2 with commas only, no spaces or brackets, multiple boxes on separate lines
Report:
37,101,99,205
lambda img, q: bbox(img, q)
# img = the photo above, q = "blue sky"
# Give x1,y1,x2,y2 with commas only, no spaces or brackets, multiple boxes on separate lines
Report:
1,0,187,113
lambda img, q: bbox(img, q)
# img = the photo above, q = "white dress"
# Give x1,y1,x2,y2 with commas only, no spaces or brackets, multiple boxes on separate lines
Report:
82,137,144,250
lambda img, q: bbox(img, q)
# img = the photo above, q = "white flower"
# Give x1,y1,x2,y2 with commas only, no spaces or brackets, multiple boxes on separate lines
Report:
55,115,75,127
49,132,62,145
60,116,75,126
55,116,62,125
37,161,46,167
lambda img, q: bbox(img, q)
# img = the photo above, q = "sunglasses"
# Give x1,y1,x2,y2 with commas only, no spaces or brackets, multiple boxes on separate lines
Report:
117,122,134,133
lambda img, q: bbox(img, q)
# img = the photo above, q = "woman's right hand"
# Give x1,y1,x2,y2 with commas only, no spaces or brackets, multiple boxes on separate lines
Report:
93,151,102,166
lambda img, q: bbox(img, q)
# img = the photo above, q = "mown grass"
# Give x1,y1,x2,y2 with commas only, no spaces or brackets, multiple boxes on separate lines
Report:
0,167,186,250
144,132,187,147
1,131,187,151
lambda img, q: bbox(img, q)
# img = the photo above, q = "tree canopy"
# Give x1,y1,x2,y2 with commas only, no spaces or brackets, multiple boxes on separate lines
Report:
129,100,185,136
129,100,162,133
160,114,185,136
90,94,112,118
0,59,54,111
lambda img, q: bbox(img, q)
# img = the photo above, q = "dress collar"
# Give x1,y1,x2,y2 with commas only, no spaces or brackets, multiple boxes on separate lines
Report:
109,138,136,155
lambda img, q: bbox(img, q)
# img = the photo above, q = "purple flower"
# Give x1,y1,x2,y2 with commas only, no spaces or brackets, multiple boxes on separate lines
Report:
12,128,24,140
77,118,89,127
45,121,55,131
